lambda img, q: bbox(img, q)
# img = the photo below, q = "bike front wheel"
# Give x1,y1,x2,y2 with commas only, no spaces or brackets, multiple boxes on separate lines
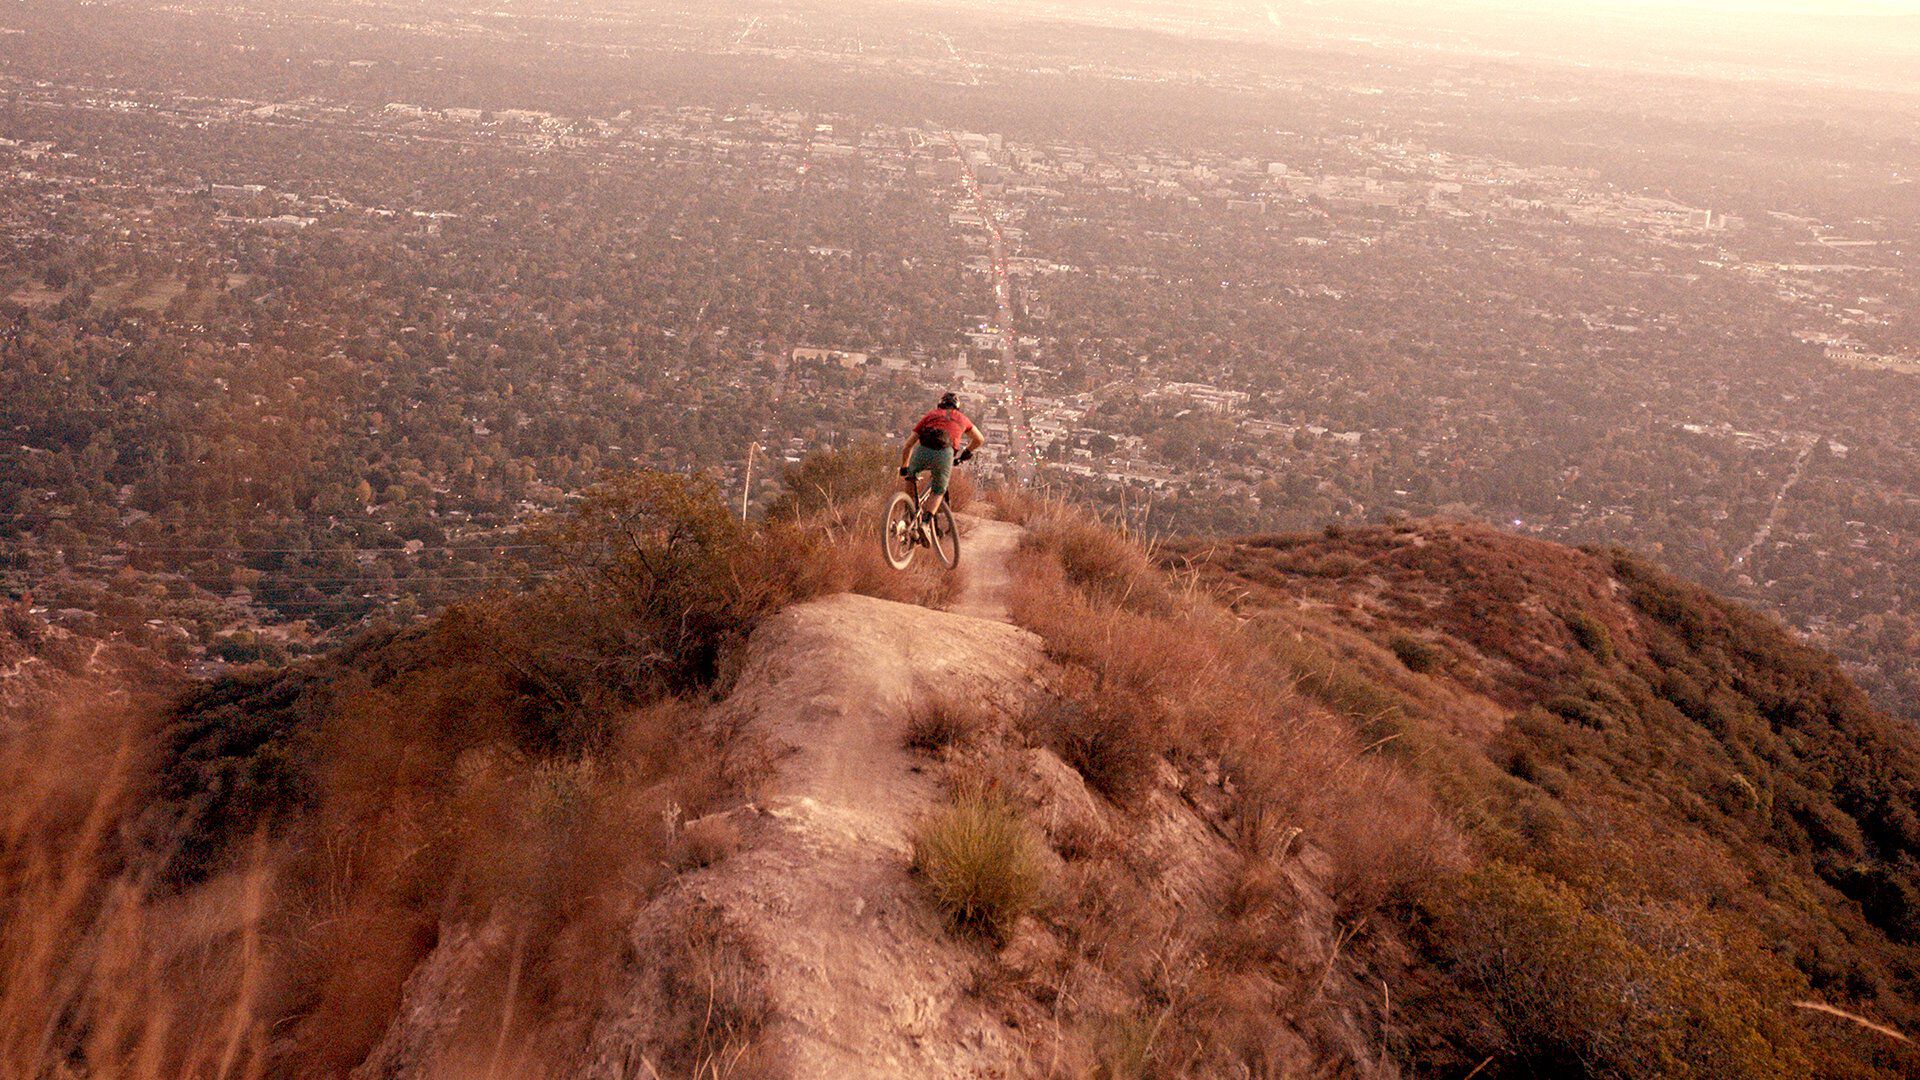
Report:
929,503,959,569
882,492,917,570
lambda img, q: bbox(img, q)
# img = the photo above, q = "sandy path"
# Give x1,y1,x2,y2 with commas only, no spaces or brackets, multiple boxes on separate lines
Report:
370,513,1045,1078
600,511,1044,1077
949,513,1022,623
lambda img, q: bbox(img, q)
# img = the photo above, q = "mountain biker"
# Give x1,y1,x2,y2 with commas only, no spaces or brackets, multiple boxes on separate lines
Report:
900,391,984,523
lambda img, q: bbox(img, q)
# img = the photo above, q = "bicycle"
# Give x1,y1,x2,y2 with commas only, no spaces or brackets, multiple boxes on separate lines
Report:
882,460,963,571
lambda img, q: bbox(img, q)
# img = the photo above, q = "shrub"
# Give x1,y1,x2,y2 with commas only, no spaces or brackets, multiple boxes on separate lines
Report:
1387,633,1444,673
1437,862,1797,1080
904,694,985,753
1037,695,1162,804
526,469,837,709
912,793,1045,938
1564,610,1616,664
1262,628,1408,726
764,442,896,523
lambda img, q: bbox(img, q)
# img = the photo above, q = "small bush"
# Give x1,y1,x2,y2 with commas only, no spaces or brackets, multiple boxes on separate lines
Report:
1388,633,1445,674
1563,610,1616,664
1263,629,1408,725
1037,695,1162,804
904,695,985,753
763,443,896,522
912,793,1045,938
522,469,839,714
671,814,742,871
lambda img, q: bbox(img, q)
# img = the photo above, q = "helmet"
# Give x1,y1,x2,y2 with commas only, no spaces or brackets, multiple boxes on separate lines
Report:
938,391,960,410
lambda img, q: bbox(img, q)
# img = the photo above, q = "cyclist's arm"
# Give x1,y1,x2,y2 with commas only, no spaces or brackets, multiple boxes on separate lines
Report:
900,434,919,470
963,424,986,453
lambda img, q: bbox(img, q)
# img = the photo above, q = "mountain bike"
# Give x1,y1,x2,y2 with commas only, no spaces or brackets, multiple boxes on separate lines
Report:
882,462,961,571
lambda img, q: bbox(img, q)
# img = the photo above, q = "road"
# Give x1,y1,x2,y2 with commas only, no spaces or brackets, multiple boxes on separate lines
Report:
946,134,1039,485
1732,434,1820,571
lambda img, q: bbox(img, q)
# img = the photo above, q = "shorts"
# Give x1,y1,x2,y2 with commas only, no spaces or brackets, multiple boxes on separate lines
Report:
908,444,954,496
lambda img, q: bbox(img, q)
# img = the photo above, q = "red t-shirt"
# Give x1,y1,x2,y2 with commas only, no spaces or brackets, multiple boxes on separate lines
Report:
914,408,971,448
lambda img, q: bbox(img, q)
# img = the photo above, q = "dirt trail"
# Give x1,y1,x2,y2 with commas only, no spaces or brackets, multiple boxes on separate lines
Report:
588,510,1045,1077
361,512,1049,1077
362,508,1398,1077
947,513,1023,623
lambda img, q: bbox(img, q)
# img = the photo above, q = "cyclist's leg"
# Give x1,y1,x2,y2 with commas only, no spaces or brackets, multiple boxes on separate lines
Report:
917,447,955,517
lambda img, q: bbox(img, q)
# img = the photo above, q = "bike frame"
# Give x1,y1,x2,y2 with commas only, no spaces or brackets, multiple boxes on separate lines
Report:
901,450,968,512
901,471,935,515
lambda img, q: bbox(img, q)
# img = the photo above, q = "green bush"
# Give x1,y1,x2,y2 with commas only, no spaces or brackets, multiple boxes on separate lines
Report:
523,469,833,712
1388,633,1444,673
1262,628,1408,725
1564,610,1616,664
1438,862,1798,1080
912,793,1045,937
764,442,896,522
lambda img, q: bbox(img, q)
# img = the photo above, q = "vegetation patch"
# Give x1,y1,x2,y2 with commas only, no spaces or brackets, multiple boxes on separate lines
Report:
1387,632,1445,673
1171,522,1920,1078
1035,694,1161,804
1439,861,1798,1079
903,694,987,754
912,793,1046,938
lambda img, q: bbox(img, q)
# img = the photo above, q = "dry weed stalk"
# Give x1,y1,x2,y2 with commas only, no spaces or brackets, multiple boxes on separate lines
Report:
1793,1001,1912,1045
2,702,270,1078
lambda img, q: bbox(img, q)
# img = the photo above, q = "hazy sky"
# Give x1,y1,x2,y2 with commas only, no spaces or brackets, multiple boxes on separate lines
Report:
1045,0,1920,90
981,0,1920,51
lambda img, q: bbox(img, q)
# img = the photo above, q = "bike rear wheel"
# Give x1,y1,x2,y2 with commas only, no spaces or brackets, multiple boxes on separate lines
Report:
929,503,959,568
882,492,917,570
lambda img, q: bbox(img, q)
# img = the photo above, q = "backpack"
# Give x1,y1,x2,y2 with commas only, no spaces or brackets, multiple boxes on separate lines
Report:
916,410,954,450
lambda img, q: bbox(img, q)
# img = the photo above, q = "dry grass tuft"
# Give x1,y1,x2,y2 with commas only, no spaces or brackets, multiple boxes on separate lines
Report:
0,698,273,1079
994,488,1170,614
635,902,787,1079
912,793,1046,939
672,814,744,872
904,694,988,754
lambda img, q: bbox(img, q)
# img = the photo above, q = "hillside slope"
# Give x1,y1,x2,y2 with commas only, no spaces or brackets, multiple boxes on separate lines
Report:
11,478,1919,1078
1166,519,1920,1076
358,513,1389,1076
360,535,1048,1076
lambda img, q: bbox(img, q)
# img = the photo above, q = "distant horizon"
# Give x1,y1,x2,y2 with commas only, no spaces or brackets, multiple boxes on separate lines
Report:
938,0,1920,90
